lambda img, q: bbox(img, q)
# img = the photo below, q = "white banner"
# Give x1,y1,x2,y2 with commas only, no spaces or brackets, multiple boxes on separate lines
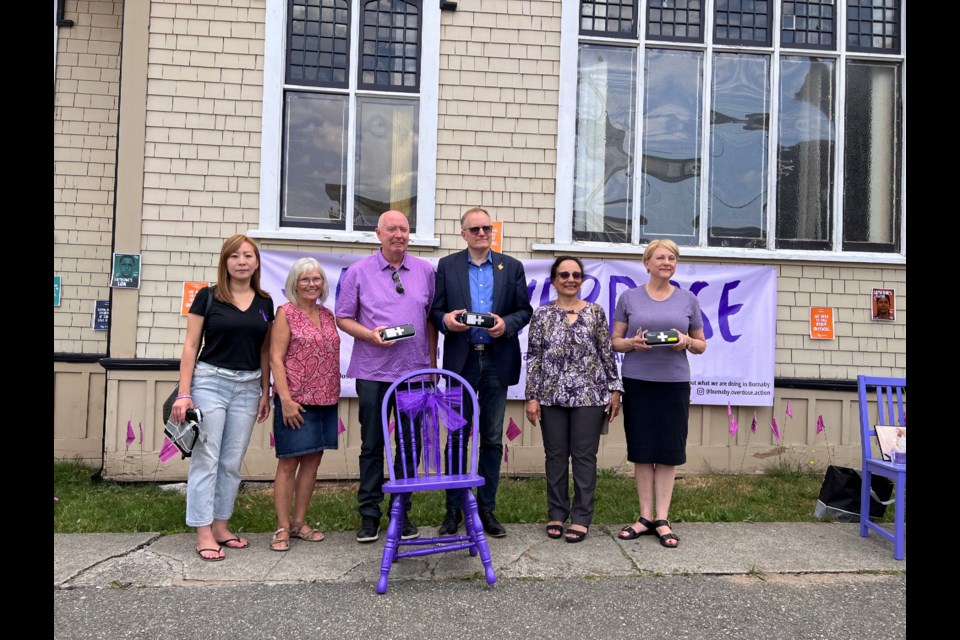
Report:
261,250,776,406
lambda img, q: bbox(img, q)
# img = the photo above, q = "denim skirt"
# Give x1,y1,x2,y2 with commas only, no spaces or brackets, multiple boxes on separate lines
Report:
272,395,339,458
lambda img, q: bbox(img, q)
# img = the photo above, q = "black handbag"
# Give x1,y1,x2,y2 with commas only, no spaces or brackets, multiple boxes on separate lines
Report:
814,464,894,522
161,286,215,427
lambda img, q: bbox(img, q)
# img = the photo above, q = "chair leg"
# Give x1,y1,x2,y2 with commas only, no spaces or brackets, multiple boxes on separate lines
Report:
377,495,404,594
859,469,871,538
463,490,496,585
893,475,906,561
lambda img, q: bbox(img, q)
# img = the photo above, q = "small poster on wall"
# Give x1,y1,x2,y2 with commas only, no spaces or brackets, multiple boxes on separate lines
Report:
871,288,895,321
810,307,835,340
93,300,110,331
54,275,62,307
111,253,141,289
181,282,213,315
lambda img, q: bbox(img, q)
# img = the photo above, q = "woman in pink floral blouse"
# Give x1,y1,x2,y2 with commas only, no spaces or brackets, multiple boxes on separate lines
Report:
524,256,623,543
268,258,341,551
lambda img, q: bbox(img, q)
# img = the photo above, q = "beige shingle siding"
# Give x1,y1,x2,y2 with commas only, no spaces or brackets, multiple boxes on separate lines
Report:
54,0,123,354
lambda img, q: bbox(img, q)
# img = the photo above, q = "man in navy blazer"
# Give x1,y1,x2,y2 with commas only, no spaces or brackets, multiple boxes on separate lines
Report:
431,207,533,538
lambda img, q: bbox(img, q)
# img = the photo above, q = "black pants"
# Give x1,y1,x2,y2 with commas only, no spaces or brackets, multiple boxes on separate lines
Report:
540,405,605,526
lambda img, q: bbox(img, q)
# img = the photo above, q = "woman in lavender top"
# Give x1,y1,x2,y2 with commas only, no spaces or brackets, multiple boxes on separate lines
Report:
525,256,623,543
612,240,706,549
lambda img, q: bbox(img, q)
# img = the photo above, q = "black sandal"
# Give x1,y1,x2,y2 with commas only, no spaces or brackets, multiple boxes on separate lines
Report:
619,517,654,540
652,519,680,548
545,524,564,539
564,526,588,543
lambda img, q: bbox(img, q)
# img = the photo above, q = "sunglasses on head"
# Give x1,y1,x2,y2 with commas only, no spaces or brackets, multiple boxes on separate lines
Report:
557,271,583,281
465,225,494,236
391,270,405,294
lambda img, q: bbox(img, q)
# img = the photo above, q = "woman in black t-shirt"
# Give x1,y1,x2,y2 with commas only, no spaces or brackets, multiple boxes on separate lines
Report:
171,234,274,561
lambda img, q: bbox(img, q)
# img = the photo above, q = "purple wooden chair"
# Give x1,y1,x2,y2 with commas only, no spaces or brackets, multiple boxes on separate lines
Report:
376,368,496,594
856,375,906,560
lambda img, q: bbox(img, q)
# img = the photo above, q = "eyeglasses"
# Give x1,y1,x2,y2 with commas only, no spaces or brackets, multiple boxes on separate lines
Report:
557,271,583,281
391,270,405,294
298,277,324,285
465,225,494,236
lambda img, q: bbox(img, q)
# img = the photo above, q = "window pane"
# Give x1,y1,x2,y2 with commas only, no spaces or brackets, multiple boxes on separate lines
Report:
580,0,637,37
353,97,419,231
780,0,836,50
842,62,900,252
359,0,420,91
572,45,637,243
640,48,704,244
286,0,351,87
646,0,703,43
281,92,349,228
776,57,835,249
714,0,771,46
846,0,900,53
708,53,769,248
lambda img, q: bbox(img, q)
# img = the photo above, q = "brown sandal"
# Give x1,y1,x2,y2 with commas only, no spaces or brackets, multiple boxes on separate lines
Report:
270,528,291,552
290,522,325,542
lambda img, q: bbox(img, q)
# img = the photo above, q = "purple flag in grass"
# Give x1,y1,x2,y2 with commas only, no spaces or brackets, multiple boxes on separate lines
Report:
751,412,758,433
54,497,59,502
727,401,732,416
337,417,346,435
771,417,781,440
388,418,396,435
158,438,179,462
269,431,275,448
506,417,522,441
503,443,509,463
786,400,793,418
125,420,135,445
139,422,144,444
729,416,739,436
816,415,825,435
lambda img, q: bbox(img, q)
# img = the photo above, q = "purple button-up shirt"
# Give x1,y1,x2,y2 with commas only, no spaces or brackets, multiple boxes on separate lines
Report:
336,249,435,382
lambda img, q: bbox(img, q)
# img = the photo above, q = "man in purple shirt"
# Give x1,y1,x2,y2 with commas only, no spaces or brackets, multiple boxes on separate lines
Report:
336,210,438,543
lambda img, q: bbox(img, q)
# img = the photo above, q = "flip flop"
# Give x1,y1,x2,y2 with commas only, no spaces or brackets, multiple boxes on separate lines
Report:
545,524,564,539
196,546,224,562
564,526,588,543
619,517,655,540
216,536,250,549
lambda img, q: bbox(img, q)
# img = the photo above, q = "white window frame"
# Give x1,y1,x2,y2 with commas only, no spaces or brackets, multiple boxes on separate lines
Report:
256,0,440,247
547,0,906,264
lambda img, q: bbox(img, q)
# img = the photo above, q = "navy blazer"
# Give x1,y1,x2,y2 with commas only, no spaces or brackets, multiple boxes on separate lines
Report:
430,249,533,387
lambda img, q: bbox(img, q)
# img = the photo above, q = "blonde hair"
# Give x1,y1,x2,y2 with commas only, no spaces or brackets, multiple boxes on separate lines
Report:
284,257,330,305
642,239,681,263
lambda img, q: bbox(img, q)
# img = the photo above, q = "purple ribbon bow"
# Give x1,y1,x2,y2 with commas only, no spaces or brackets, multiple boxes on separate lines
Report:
395,386,467,476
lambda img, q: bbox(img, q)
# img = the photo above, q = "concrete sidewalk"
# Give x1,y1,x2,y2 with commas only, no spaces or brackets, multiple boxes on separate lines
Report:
54,522,905,590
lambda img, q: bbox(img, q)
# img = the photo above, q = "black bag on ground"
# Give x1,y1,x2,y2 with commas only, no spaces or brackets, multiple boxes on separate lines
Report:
814,465,894,522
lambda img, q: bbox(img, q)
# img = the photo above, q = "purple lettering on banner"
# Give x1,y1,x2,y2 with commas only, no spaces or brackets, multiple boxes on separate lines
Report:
539,279,553,307
608,275,638,333
718,280,744,342
687,281,713,339
333,266,349,306
580,274,600,304
526,280,537,303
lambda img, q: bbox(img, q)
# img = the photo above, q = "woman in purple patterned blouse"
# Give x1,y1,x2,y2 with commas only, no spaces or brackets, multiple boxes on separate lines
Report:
525,256,623,543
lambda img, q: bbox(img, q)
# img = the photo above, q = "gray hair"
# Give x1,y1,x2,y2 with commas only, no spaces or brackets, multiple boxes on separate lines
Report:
284,257,330,305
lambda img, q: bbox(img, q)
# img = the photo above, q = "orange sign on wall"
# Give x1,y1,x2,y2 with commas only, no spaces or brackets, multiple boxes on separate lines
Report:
181,282,212,316
809,307,835,340
490,221,504,253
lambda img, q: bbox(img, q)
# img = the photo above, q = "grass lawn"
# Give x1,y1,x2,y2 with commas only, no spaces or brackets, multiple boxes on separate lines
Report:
55,459,886,534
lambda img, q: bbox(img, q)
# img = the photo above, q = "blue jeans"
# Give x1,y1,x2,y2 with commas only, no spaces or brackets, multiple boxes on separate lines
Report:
446,349,507,512
355,379,424,520
185,362,262,527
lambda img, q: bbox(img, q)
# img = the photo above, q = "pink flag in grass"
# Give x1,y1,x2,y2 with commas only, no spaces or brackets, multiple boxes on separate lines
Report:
786,400,793,418
727,401,732,416
158,438,179,462
269,431,275,448
125,420,135,446
728,416,740,437
506,417,522,442
388,418,396,435
138,422,144,445
771,417,782,441
816,415,825,435
337,417,346,435
503,443,509,463
54,497,59,502
751,412,758,433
